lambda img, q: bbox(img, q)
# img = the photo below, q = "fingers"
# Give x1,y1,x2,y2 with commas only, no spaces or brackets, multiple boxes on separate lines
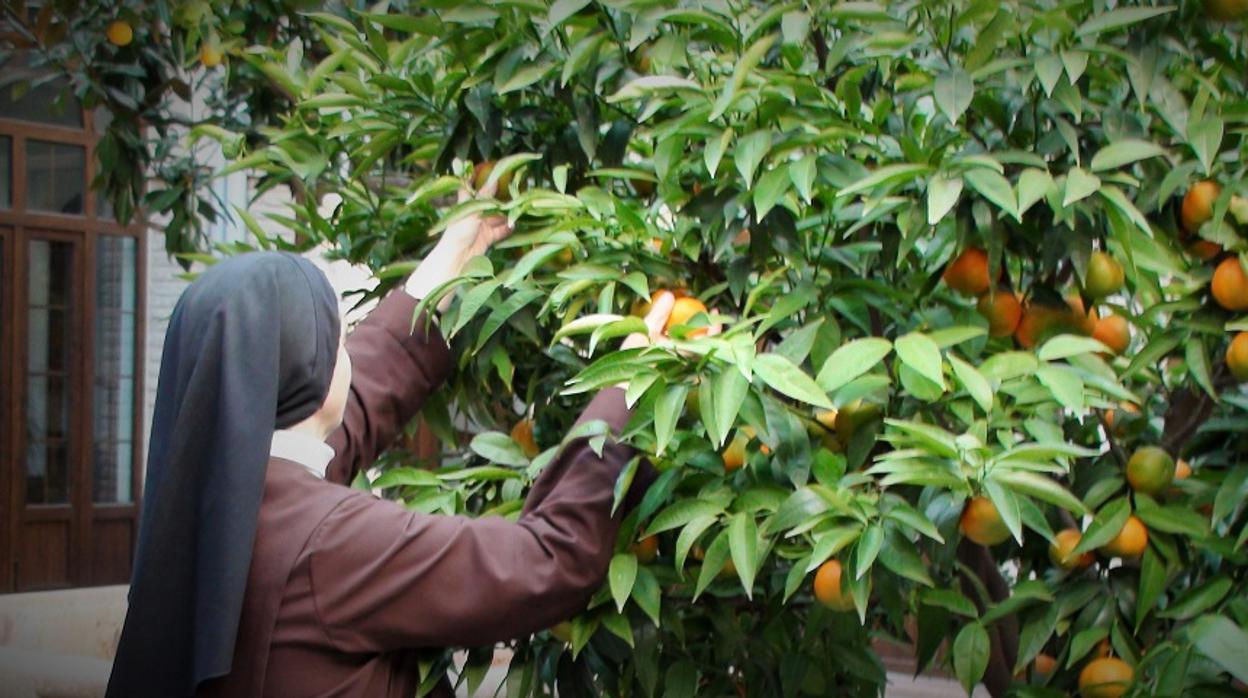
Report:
476,176,499,198
481,215,512,244
644,291,676,338
705,308,724,337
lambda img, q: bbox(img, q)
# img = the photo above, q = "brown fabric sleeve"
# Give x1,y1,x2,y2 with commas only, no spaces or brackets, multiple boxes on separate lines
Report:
324,290,452,486
307,388,637,653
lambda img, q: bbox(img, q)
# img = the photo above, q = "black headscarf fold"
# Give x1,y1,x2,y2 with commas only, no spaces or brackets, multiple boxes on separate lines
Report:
107,252,340,697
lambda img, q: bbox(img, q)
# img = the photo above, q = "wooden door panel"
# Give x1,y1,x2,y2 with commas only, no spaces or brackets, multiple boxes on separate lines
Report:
17,520,70,589
89,517,133,585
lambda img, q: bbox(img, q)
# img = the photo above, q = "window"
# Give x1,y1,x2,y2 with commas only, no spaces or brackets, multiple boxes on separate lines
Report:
1,54,144,591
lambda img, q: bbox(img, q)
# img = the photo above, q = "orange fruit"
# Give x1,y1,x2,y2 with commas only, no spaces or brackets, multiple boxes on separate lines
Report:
1103,401,1140,432
1174,459,1192,480
1049,528,1094,571
1212,258,1248,311
1189,240,1223,261
977,291,1024,337
943,247,994,296
666,296,710,337
1015,305,1063,348
510,418,540,458
1205,0,1248,21
631,535,659,564
1079,657,1133,698
1092,314,1130,355
106,19,134,47
722,432,748,472
1126,446,1176,495
1066,294,1099,335
812,560,855,611
1228,332,1248,382
1085,252,1125,299
1101,515,1148,558
959,496,1012,546
1034,653,1058,676
1092,639,1112,660
472,161,514,201
1182,180,1221,233
200,43,224,67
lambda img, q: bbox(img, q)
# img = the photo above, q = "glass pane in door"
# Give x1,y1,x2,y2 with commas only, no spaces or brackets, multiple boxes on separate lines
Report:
93,236,137,503
26,140,85,214
25,239,74,504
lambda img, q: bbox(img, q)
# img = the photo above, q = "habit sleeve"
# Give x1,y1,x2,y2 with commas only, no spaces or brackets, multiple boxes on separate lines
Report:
325,290,452,486
306,388,636,653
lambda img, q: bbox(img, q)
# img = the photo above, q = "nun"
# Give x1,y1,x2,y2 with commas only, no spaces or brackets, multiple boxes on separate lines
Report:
105,202,673,697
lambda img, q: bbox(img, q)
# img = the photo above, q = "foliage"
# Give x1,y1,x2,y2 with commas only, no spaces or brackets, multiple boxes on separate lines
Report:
88,0,1248,695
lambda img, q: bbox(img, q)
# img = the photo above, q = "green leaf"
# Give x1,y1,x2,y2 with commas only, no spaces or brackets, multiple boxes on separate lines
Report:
733,130,772,186
607,75,703,102
548,0,591,28
1135,547,1167,631
837,163,931,198
1062,167,1101,207
1067,627,1111,668
1017,168,1055,215
948,353,992,412
1186,335,1219,401
674,516,718,573
983,478,1024,544
1189,117,1224,176
1036,365,1084,411
1072,496,1131,555
894,333,945,390
654,383,689,456
753,353,833,409
927,172,964,225
854,524,884,579
886,502,945,543
816,338,892,392
1076,6,1174,36
934,68,974,124
705,128,733,177
1038,334,1111,361
631,566,661,626
753,166,790,219
965,168,1018,220
608,553,638,613
920,589,978,618
709,33,777,121
710,368,750,449
645,500,724,536
469,431,529,467
1188,614,1248,684
953,622,990,694
1035,54,1064,97
728,513,760,598
993,470,1088,515
1160,576,1232,620
1090,139,1167,172
790,154,816,203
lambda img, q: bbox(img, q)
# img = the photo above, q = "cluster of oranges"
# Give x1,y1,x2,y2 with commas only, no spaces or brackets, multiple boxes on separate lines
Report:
1182,181,1248,383
946,247,1131,356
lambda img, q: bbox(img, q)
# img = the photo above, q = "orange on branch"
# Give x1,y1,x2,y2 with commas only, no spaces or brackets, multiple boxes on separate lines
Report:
200,43,224,67
631,536,659,564
1049,528,1094,571
1189,240,1223,261
722,433,748,472
1101,515,1148,558
106,19,134,47
472,161,514,201
977,291,1023,337
1227,332,1248,381
1212,257,1248,311
1127,446,1176,495
813,560,855,612
666,296,709,337
1085,252,1125,299
959,496,1012,546
510,418,540,458
943,247,994,296
1182,180,1221,233
1092,314,1130,355
1079,657,1134,698
1066,294,1099,335
1174,459,1192,480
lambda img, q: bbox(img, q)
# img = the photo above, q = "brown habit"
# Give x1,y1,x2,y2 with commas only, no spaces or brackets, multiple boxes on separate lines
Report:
196,290,637,697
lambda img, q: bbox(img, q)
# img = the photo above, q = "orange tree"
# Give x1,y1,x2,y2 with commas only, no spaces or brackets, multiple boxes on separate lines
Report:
192,1,1248,696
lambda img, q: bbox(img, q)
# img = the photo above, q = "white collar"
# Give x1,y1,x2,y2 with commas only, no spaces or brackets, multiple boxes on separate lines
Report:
270,429,336,479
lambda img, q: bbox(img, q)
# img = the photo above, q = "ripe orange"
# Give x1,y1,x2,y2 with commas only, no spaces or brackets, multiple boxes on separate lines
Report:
1015,304,1064,348
1212,258,1248,311
1079,657,1134,698
1205,0,1248,21
1103,401,1140,432
106,19,134,47
1189,239,1223,261
1182,180,1221,233
1066,294,1099,335
666,296,710,337
977,291,1023,337
1092,314,1130,355
1034,653,1058,676
1174,459,1192,480
722,432,748,472
1085,252,1125,299
1049,528,1094,571
1228,332,1248,382
510,418,540,458
631,535,659,564
959,496,1012,546
1127,446,1176,495
812,560,855,611
472,161,514,201
1101,515,1148,558
944,247,994,296
200,43,224,67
